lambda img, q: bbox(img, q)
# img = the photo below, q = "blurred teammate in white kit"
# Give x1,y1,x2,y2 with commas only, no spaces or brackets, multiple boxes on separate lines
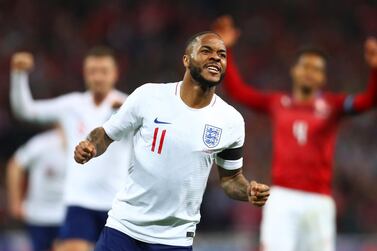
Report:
7,127,66,251
10,47,133,251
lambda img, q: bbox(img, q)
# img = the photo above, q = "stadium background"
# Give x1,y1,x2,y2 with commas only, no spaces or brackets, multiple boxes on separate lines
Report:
0,0,376,250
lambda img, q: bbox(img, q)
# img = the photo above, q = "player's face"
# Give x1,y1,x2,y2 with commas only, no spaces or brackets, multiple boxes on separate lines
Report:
186,34,227,87
291,54,326,91
84,56,118,95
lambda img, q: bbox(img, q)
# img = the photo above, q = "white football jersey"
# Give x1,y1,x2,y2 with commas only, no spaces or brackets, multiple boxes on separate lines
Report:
11,72,133,210
103,82,245,246
14,129,66,225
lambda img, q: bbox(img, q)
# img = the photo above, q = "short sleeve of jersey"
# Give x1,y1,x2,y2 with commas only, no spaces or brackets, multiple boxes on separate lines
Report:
215,111,245,170
103,85,145,141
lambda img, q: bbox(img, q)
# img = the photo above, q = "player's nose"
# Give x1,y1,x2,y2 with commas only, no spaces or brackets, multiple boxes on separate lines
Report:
209,53,221,62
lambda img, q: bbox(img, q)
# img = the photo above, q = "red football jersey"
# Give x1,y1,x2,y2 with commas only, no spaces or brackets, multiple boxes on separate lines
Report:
224,50,377,195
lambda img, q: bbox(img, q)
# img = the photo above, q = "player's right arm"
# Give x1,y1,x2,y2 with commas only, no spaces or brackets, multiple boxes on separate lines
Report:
213,15,274,113
10,52,69,123
74,127,113,164
6,157,26,220
74,85,144,164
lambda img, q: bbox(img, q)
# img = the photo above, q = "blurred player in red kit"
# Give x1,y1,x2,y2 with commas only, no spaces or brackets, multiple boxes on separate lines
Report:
213,16,377,251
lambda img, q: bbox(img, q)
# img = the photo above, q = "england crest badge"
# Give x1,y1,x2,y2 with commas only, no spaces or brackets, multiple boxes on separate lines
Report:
203,124,222,148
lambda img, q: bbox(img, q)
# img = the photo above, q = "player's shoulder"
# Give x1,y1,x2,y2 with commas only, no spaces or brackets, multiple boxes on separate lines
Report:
137,82,178,91
28,129,61,147
131,82,179,97
56,91,84,104
19,129,60,154
111,89,128,99
214,95,244,125
321,91,347,108
323,91,346,100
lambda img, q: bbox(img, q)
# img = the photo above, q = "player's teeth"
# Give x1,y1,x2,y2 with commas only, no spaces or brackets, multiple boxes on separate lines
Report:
208,66,219,73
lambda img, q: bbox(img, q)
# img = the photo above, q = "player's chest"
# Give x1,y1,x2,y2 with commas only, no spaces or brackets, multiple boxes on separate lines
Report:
139,110,231,154
35,151,66,181
272,104,338,145
67,104,116,136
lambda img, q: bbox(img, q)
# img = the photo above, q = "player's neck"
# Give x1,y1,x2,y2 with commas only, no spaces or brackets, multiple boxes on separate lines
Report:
92,92,109,106
292,85,317,102
181,74,216,109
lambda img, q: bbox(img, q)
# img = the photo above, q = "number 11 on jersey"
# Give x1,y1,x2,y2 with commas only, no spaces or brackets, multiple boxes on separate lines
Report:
151,128,167,154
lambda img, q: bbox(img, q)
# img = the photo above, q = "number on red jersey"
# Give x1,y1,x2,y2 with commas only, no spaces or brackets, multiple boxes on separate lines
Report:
292,120,308,145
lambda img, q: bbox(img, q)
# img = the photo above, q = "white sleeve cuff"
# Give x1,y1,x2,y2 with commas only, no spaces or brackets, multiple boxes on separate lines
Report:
103,121,122,141
215,156,243,170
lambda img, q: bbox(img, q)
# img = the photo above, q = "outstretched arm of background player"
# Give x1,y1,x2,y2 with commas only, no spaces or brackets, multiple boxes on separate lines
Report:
213,15,274,113
218,167,270,207
340,38,377,114
10,52,65,123
6,157,26,220
74,127,113,164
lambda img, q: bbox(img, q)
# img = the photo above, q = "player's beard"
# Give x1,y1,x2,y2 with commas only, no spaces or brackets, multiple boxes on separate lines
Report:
189,62,224,90
300,84,314,96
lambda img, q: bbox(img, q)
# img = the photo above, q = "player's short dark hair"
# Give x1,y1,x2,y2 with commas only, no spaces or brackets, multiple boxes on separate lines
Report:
294,46,328,64
185,31,221,54
85,46,116,60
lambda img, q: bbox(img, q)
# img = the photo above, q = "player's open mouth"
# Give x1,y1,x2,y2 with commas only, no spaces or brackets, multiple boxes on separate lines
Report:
205,64,221,74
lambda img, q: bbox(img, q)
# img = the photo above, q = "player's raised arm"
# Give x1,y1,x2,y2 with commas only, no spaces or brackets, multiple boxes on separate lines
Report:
213,15,274,113
10,52,71,123
338,38,377,114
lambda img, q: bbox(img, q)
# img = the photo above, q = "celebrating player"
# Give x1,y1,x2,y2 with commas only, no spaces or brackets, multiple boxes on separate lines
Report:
10,47,133,251
6,127,66,251
74,32,270,251
213,16,377,251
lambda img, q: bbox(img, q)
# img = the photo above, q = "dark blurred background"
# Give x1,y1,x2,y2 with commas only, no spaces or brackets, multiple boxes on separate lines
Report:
0,0,377,250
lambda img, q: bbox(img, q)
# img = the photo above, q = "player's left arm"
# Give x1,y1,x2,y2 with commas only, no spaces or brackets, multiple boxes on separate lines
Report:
218,165,270,207
215,113,269,206
342,37,377,114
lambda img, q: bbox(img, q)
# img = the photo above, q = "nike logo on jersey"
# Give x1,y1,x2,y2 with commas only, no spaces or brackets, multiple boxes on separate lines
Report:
154,117,172,124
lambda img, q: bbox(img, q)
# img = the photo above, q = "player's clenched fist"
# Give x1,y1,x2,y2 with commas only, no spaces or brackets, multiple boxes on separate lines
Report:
248,181,270,207
74,140,97,164
11,52,34,72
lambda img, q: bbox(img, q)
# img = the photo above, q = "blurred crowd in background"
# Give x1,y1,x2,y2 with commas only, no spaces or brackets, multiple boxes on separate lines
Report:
0,0,377,245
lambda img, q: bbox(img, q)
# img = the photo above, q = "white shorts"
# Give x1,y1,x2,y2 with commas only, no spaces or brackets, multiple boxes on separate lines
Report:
261,186,336,251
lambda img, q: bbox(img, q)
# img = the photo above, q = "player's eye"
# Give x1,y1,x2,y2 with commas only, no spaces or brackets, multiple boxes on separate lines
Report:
219,53,226,59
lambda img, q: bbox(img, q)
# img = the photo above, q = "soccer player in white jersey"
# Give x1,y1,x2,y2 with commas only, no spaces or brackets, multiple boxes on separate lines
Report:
10,47,133,251
7,127,66,251
74,32,270,251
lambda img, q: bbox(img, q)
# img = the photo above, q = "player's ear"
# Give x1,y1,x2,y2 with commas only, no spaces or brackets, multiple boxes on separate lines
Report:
183,54,190,68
